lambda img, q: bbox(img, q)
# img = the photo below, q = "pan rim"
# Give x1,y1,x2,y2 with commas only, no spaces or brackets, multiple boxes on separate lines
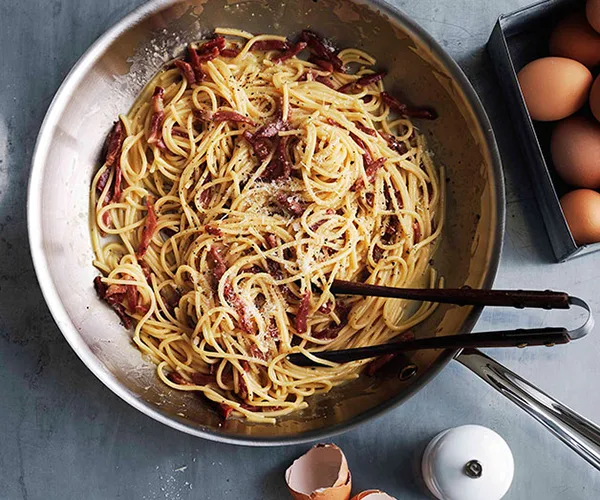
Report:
27,0,505,446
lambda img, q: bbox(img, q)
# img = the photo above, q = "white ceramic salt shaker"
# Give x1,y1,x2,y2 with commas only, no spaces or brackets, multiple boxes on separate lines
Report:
421,424,514,500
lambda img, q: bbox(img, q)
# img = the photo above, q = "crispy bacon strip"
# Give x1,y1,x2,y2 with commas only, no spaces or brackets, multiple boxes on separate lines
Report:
151,86,164,114
365,158,386,182
225,282,256,335
186,37,225,82
223,280,256,335
218,403,234,420
147,87,165,145
373,245,384,263
300,70,335,88
137,197,158,257
113,161,123,202
413,221,421,244
274,41,307,63
112,303,132,329
126,281,138,313
104,291,126,306
374,216,399,263
276,192,306,216
262,136,291,181
309,57,334,72
198,46,220,63
350,132,373,164
238,375,249,399
208,246,227,282
250,39,290,51
188,45,205,81
350,133,386,191
266,259,283,281
243,130,272,162
300,30,345,72
212,110,256,126
96,169,110,193
339,71,386,93
355,122,377,137
313,302,350,340
190,372,215,385
167,371,191,386
249,343,268,362
254,119,287,138
383,215,399,244
380,131,408,155
105,284,127,300
135,303,150,316
93,276,107,297
381,92,437,120
174,59,196,85
94,277,133,328
160,286,181,314
295,291,311,334
198,35,226,54
199,187,212,207
265,234,278,249
172,128,188,138
101,200,113,229
220,47,241,58
316,75,335,88
98,119,126,222
206,225,222,236
105,120,125,167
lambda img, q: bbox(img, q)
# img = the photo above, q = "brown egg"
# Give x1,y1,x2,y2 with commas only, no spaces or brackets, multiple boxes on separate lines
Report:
587,0,600,34
551,116,600,187
560,189,600,245
550,12,600,67
590,75,600,122
517,57,592,121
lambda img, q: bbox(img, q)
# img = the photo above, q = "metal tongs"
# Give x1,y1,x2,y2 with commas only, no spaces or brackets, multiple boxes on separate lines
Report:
288,280,594,366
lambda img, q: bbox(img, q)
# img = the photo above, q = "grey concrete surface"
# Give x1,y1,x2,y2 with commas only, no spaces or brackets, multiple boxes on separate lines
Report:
1,0,600,498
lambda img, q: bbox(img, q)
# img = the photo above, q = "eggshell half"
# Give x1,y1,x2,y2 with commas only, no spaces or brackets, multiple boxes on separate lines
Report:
286,444,351,500
351,490,397,500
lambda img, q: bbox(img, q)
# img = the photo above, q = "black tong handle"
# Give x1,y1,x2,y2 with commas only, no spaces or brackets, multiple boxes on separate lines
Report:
288,327,571,367
330,280,571,309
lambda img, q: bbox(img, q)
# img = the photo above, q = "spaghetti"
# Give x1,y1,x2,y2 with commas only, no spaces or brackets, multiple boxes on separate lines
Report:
90,29,444,423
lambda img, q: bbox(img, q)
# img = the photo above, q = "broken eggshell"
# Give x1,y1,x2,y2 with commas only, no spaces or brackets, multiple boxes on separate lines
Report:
350,490,397,500
286,443,352,500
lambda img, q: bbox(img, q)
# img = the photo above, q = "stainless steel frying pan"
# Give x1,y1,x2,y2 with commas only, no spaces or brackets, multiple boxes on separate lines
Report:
27,0,600,464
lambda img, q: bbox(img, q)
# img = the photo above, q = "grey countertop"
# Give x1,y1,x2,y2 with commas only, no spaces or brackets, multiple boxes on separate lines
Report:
2,0,600,498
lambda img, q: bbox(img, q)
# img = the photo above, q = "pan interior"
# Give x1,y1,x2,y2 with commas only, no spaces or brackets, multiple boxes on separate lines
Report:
29,0,502,443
